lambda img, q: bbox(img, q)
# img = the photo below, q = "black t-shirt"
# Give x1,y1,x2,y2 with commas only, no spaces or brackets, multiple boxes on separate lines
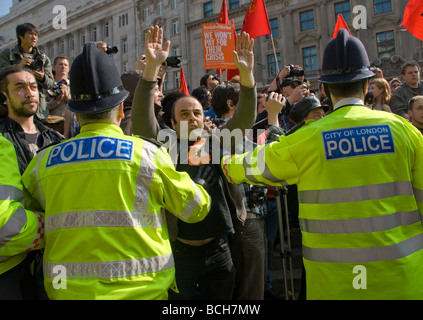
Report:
176,138,234,240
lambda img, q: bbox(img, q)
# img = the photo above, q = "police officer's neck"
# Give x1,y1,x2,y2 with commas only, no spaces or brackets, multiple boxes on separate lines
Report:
330,93,364,108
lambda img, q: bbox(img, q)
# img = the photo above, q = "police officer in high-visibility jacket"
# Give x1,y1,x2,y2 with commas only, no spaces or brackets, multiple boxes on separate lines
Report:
221,29,423,300
21,43,211,300
0,133,44,299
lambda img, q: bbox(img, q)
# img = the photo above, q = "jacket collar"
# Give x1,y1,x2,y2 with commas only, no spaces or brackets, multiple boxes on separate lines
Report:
80,122,124,135
333,97,364,110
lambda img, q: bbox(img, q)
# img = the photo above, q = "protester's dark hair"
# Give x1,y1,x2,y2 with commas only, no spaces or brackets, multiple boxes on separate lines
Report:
191,86,209,109
162,91,186,128
200,74,210,87
211,82,240,118
0,65,28,96
16,23,39,46
401,60,421,75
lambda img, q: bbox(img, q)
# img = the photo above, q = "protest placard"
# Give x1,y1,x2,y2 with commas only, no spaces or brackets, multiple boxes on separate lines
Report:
202,23,236,70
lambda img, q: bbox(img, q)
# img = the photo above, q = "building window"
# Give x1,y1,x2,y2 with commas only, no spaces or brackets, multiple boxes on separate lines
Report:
157,2,163,15
267,53,281,78
122,37,128,54
175,72,180,90
70,37,74,51
81,34,86,46
172,46,180,56
300,10,315,31
92,27,97,42
302,46,318,72
104,23,109,38
122,61,128,73
172,0,178,10
229,0,240,9
59,39,65,54
204,1,213,18
376,31,395,57
144,8,149,21
172,19,180,35
266,18,279,39
374,0,392,14
334,1,351,21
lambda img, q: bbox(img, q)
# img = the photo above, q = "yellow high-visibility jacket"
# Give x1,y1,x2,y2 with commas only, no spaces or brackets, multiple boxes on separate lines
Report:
221,105,423,300
22,123,210,300
0,134,44,275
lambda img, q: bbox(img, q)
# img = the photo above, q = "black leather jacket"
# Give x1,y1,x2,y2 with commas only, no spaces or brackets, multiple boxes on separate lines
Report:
0,117,64,174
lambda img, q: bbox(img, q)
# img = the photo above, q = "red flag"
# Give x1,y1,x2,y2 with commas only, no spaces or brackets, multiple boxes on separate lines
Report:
179,67,189,95
218,0,229,24
241,0,271,39
333,13,351,39
401,0,423,41
227,19,239,81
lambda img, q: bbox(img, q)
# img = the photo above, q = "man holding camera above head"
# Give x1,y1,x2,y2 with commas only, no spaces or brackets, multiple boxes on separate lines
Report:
45,56,70,135
0,23,55,121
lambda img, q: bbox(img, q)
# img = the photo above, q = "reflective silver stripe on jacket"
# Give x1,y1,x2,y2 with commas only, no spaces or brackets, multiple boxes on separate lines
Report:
414,187,423,202
46,209,163,232
0,207,27,249
43,253,174,279
178,181,204,221
300,210,421,234
303,233,423,263
299,181,414,204
133,140,158,223
243,148,288,186
0,185,24,203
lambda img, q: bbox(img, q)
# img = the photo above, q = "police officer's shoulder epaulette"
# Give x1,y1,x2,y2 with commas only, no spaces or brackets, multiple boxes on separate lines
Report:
285,121,306,136
134,135,163,148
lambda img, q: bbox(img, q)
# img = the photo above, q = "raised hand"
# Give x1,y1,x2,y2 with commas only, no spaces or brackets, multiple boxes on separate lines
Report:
143,25,171,81
232,31,254,87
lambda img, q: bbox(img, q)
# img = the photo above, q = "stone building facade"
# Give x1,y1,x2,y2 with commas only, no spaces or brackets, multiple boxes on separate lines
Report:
0,0,420,92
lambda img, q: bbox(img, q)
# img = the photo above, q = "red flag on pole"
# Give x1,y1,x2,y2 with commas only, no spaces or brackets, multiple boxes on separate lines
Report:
333,13,351,39
227,19,240,81
179,67,189,95
218,0,229,24
401,0,423,41
241,0,271,39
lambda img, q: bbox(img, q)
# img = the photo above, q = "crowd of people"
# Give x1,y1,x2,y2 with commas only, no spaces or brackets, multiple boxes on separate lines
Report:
1,21,423,300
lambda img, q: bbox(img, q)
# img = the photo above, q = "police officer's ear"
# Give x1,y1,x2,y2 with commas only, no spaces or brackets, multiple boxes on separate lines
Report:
323,83,332,106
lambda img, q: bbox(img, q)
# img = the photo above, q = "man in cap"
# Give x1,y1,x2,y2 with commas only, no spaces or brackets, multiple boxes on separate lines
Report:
288,95,329,125
220,29,423,299
21,42,212,300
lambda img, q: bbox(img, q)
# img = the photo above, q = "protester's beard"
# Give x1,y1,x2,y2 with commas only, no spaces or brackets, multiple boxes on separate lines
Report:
8,98,37,118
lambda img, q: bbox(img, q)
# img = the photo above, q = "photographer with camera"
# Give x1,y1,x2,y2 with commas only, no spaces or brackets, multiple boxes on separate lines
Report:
0,23,55,121
45,56,70,135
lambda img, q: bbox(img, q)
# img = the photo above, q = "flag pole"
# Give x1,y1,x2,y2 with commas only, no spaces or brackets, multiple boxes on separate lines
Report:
270,34,280,73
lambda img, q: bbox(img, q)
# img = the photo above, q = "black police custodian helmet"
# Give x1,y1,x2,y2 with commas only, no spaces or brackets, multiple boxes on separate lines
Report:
68,43,129,114
319,29,375,84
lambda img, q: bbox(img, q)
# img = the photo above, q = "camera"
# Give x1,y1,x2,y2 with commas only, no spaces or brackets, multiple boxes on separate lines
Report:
28,59,44,72
247,185,267,207
52,79,68,96
106,46,119,55
287,64,304,77
163,55,181,68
